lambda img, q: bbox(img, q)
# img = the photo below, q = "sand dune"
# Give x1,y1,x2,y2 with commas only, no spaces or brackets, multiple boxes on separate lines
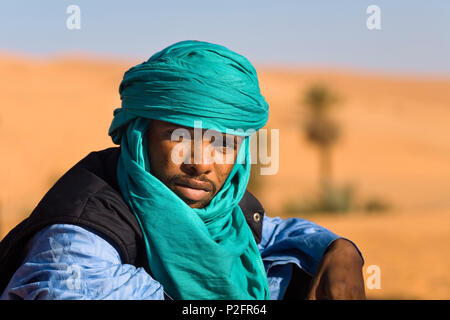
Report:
257,67,450,215
1,54,449,299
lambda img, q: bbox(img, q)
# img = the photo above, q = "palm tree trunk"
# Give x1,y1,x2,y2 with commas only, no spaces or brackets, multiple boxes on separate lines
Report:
319,146,332,207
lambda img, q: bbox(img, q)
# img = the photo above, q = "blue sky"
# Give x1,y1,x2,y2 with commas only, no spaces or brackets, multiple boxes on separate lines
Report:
1,0,449,75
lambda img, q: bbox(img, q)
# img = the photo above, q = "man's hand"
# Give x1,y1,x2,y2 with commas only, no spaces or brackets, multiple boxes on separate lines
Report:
307,238,366,300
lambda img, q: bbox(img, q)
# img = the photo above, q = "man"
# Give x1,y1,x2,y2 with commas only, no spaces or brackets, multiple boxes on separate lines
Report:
0,40,364,300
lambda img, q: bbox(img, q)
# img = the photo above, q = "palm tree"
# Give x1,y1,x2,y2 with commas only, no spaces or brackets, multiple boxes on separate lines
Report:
301,84,341,207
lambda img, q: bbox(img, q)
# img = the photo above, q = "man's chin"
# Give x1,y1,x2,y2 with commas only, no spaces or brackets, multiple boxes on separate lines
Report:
181,196,212,209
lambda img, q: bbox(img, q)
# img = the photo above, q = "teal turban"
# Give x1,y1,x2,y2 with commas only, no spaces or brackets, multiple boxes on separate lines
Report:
109,40,270,300
109,40,269,142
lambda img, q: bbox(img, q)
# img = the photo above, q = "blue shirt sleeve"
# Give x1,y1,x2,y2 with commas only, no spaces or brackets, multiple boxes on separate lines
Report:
0,224,165,300
259,215,341,276
259,215,363,299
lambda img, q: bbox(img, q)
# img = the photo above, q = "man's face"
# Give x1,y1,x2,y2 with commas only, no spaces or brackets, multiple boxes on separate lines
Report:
147,119,243,209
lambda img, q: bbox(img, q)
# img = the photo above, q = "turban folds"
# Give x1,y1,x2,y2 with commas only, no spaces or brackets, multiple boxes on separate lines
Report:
109,40,269,143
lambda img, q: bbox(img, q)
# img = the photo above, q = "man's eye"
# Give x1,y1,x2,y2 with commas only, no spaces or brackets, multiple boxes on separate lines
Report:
212,137,236,153
168,130,187,142
224,140,236,150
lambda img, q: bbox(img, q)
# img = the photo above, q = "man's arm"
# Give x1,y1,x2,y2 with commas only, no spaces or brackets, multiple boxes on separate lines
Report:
259,215,365,300
306,238,365,299
1,224,165,300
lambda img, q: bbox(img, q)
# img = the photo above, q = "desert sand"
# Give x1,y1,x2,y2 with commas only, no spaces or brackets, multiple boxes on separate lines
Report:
1,54,449,299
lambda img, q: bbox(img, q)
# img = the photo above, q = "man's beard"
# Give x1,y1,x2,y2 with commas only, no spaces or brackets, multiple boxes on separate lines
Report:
166,174,217,209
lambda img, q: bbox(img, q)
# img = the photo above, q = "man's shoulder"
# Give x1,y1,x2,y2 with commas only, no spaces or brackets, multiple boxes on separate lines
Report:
4,146,141,261
72,147,121,190
0,148,142,293
33,147,124,218
239,191,265,244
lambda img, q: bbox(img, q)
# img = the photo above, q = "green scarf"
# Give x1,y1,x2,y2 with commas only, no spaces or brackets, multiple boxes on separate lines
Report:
109,40,270,300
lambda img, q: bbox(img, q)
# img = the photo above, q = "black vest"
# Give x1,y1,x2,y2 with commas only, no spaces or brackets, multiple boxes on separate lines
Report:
0,147,266,294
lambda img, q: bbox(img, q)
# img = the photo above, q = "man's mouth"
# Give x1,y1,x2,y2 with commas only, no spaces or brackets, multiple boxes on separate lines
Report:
173,178,213,201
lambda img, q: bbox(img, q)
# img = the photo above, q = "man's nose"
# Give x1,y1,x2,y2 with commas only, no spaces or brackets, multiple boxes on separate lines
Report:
182,138,213,176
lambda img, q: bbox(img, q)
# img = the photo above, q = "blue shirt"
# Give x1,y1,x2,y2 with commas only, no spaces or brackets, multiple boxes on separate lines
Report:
1,215,354,300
